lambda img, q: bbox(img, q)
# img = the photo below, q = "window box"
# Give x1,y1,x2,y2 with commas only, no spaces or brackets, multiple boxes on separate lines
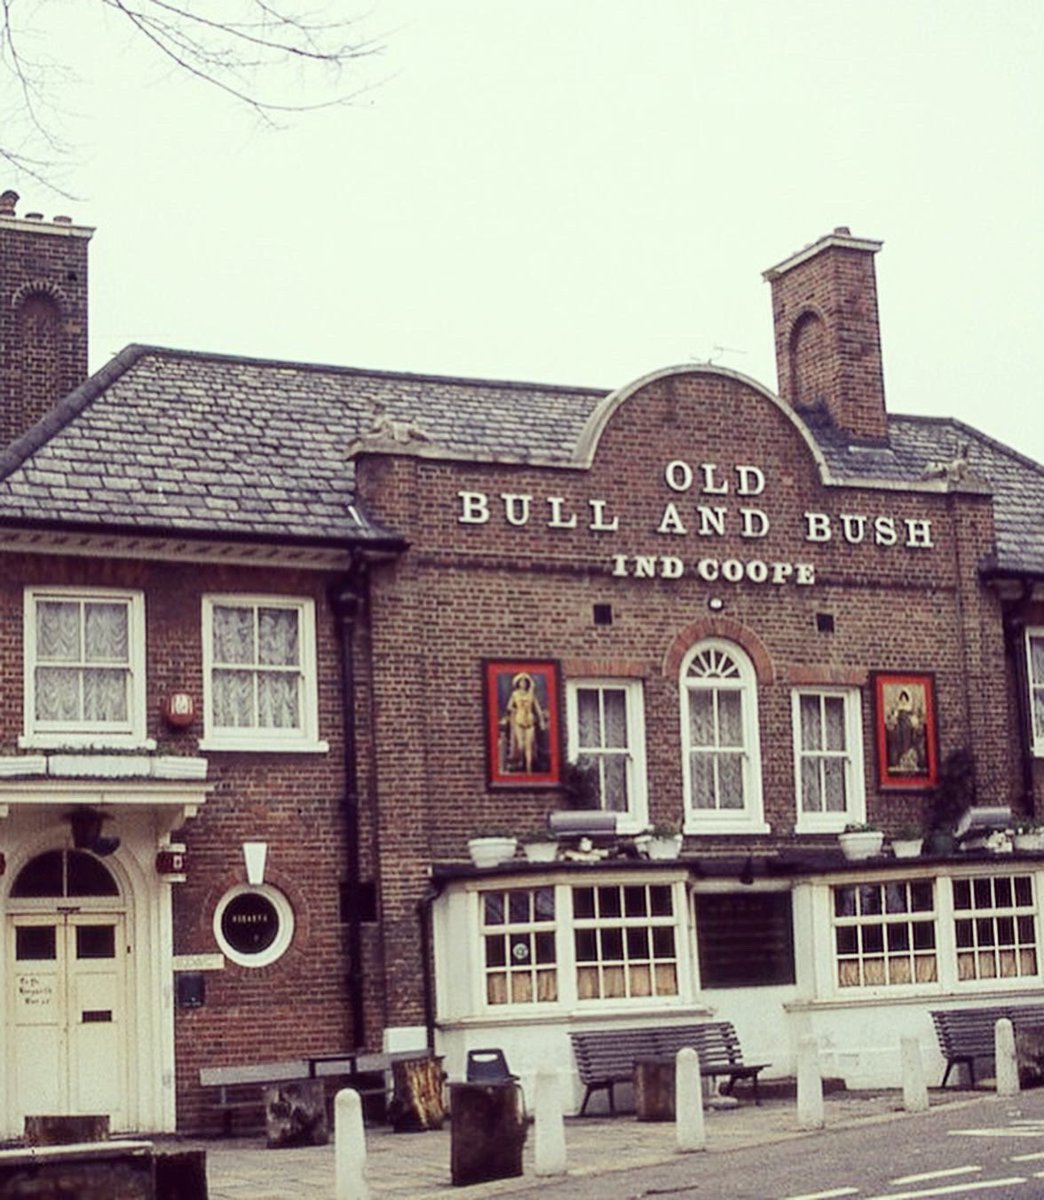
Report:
468,835,518,869
838,827,884,860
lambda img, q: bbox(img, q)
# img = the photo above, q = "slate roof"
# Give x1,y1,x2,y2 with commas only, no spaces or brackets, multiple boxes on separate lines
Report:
0,345,603,545
0,344,1041,573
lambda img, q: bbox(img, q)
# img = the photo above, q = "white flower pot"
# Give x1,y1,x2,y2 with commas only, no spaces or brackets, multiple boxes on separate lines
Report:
468,836,517,869
647,834,683,861
1015,832,1044,852
891,837,923,859
522,840,558,863
839,830,884,861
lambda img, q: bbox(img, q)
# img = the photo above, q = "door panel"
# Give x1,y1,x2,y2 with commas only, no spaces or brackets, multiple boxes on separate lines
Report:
8,915,127,1126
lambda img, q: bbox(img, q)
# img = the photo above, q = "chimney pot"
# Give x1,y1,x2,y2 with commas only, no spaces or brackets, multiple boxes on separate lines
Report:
53,215,72,224
25,212,43,221
0,190,17,215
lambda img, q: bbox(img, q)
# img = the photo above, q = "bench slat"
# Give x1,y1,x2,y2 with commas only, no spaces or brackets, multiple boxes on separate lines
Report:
931,1005,1044,1087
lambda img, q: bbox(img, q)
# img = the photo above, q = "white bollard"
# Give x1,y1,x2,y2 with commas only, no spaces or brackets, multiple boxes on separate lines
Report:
675,1047,706,1153
796,1034,824,1131
901,1036,929,1113
996,1017,1021,1097
335,1088,369,1200
533,1068,567,1176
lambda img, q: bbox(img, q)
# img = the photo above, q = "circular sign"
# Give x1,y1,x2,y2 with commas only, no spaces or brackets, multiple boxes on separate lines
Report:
220,891,280,955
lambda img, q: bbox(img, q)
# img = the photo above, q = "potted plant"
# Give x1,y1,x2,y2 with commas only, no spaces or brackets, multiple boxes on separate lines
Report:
925,747,977,856
839,822,885,861
519,830,559,863
467,830,518,869
643,821,683,861
1014,822,1044,852
559,759,601,810
891,824,924,859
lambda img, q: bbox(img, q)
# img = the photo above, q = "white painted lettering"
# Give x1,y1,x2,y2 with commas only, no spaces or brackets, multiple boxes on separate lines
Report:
458,491,491,524
747,559,768,583
736,465,766,496
805,512,833,542
635,556,658,578
696,558,720,582
796,563,816,585
660,555,684,579
547,497,578,529
771,562,794,585
874,516,898,546
905,518,934,549
665,460,694,492
700,463,729,494
722,559,744,582
696,506,726,537
740,507,770,539
589,499,620,532
611,554,629,577
501,494,532,527
657,502,688,535
840,514,867,545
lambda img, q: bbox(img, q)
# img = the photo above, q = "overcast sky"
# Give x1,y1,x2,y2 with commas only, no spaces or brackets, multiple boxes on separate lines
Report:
8,1,1044,462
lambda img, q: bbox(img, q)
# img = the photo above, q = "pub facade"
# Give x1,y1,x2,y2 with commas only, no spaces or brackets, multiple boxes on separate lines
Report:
1,192,1043,1133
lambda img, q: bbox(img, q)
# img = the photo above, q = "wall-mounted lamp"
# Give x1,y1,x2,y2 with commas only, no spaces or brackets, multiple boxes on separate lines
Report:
242,841,268,886
708,596,725,612
66,807,120,857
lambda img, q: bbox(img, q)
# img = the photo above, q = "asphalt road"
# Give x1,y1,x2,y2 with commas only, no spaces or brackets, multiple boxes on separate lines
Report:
484,1092,1044,1200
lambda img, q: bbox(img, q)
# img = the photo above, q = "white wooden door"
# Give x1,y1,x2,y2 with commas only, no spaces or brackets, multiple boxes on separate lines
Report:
9,913,128,1128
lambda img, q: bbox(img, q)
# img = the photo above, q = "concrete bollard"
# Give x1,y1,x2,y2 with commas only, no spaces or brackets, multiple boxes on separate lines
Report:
796,1034,824,1131
534,1068,567,1176
335,1089,369,1200
900,1036,929,1113
675,1047,706,1153
996,1017,1020,1097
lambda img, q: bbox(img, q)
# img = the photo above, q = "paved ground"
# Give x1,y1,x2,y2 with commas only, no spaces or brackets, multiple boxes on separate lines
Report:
157,1085,986,1199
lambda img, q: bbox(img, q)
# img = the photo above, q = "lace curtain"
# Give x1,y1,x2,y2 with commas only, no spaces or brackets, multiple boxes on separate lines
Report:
211,604,301,729
35,599,129,724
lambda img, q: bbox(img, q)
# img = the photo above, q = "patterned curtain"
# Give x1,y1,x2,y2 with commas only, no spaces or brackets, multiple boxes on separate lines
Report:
36,600,128,723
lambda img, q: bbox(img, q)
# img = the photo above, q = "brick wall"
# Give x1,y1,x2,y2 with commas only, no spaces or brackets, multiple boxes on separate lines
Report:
0,194,91,447
354,368,1015,1027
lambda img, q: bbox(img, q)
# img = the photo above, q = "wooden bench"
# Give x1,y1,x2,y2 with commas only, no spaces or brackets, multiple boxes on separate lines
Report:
569,1022,768,1115
199,1053,395,1134
931,1004,1044,1087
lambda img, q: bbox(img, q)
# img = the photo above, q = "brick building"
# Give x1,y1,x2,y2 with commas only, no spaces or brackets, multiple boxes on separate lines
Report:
2,194,1044,1135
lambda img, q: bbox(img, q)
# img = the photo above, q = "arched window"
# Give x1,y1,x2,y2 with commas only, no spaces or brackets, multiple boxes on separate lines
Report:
680,639,766,832
10,849,120,898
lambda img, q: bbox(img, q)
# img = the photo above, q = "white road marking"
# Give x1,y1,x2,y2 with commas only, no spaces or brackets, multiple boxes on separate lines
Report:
948,1128,1044,1137
892,1167,982,1184
1011,1151,1044,1162
862,1179,1028,1200
779,1190,859,1200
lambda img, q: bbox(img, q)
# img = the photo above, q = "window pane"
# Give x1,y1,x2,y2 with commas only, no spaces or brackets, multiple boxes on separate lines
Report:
576,689,601,746
573,888,595,920
800,758,821,812
37,600,80,661
597,887,621,919
649,887,673,917
718,754,745,809
76,925,116,960
602,757,629,812
690,754,715,808
83,668,128,722
822,759,846,810
718,692,743,747
508,891,530,923
799,695,821,751
603,690,628,749
213,604,255,663
16,926,56,960
259,608,300,667
484,893,504,925
689,691,714,746
1032,636,1044,685
35,667,80,721
258,673,300,729
824,697,846,751
84,603,128,663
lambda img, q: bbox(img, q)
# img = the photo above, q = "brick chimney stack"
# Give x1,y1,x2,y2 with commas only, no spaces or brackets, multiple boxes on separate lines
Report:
0,189,94,447
763,228,889,444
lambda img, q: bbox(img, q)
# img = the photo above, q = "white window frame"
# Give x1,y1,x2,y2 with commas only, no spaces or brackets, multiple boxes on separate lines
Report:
680,639,767,834
21,586,151,750
200,595,327,752
455,875,693,1017
565,679,648,834
1025,628,1044,756
791,687,866,834
817,869,1043,1000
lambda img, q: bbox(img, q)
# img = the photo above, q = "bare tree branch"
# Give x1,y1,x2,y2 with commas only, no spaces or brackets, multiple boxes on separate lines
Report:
0,0,382,188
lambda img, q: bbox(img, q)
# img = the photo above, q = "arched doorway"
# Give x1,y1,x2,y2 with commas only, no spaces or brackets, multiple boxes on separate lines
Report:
6,849,131,1129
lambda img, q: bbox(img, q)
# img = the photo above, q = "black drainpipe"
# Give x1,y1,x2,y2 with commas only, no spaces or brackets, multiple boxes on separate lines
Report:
330,566,367,1050
1002,582,1036,816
